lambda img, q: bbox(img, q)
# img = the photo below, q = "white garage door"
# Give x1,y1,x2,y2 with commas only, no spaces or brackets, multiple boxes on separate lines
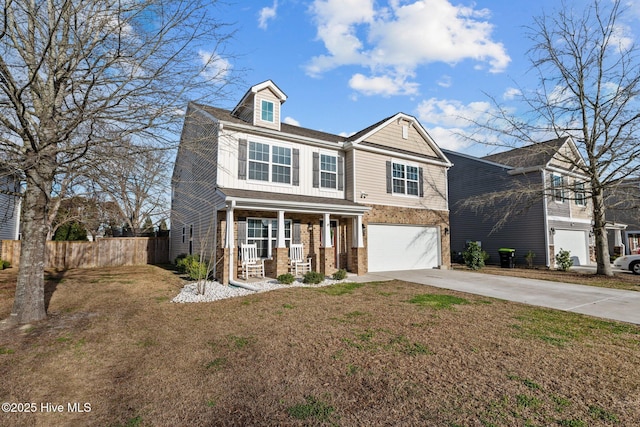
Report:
367,224,440,272
554,229,589,266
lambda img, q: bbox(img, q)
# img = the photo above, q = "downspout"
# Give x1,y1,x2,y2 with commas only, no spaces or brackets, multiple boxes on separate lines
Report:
226,200,260,291
542,169,551,267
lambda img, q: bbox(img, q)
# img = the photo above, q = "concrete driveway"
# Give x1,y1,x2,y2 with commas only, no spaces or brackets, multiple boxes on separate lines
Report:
360,268,640,325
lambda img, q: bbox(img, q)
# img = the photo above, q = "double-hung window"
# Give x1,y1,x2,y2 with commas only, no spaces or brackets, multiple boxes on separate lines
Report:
247,218,291,258
271,146,291,183
392,162,419,196
574,182,586,206
552,174,564,202
248,141,291,184
261,100,274,122
320,154,337,189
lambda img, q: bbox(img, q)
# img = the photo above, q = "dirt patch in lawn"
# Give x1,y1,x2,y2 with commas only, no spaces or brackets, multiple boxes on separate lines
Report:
1,265,639,426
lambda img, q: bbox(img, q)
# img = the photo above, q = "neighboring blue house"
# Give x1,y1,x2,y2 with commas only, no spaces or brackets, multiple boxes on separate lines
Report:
445,137,594,267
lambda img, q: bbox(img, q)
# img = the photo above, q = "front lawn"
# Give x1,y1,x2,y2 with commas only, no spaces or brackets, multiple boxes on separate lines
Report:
1,265,639,426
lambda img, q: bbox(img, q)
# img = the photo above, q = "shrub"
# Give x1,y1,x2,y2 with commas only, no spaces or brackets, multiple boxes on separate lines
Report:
176,254,208,280
303,271,325,284
463,241,485,270
277,273,296,284
0,259,9,269
175,254,189,273
187,258,208,280
555,249,573,271
525,250,536,268
332,269,347,280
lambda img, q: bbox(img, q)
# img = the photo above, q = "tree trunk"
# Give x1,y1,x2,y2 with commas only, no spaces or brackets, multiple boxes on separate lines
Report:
592,189,613,276
10,174,51,323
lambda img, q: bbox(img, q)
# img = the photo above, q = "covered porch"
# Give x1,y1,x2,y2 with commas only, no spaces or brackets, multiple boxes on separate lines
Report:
211,189,370,285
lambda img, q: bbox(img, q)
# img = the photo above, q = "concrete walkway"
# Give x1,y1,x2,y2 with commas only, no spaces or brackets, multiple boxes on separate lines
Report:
355,268,640,325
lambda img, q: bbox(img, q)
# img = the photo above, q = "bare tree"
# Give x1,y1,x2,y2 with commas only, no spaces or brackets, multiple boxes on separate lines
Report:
88,140,171,236
469,0,640,276
0,0,236,323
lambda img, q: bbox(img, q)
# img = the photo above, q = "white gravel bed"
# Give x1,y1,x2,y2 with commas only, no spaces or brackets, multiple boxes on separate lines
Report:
172,277,352,303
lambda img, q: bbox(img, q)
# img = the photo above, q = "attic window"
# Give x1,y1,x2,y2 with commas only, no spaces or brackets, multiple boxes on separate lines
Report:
261,100,274,122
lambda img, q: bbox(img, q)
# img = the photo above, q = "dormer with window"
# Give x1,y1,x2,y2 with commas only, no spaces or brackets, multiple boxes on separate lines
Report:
231,80,287,131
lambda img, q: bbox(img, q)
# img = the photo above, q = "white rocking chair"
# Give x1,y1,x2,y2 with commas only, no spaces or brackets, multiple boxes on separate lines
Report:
289,243,312,276
240,243,265,279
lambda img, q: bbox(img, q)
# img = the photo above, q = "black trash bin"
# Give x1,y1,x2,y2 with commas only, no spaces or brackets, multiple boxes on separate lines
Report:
498,248,516,268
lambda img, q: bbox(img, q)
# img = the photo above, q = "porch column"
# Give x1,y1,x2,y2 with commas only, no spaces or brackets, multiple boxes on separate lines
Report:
320,212,335,276
355,215,364,248
273,209,289,277
223,203,235,284
322,213,332,247
276,210,286,248
349,215,367,275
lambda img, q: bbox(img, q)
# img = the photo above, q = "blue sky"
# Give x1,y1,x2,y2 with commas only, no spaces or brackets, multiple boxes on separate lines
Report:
205,0,640,157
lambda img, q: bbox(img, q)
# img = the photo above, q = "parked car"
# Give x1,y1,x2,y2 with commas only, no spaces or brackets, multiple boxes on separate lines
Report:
613,254,640,274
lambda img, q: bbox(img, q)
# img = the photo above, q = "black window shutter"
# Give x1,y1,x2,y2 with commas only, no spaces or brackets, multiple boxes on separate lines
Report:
238,139,247,180
419,167,424,197
386,161,392,193
292,148,300,186
337,157,344,190
313,152,320,188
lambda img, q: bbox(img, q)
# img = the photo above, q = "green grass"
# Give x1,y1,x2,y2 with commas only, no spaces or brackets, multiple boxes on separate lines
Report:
228,335,255,349
286,395,335,422
0,346,15,354
205,357,227,371
407,293,469,309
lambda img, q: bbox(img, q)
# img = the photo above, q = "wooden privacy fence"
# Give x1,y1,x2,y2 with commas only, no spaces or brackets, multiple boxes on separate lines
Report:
1,237,169,270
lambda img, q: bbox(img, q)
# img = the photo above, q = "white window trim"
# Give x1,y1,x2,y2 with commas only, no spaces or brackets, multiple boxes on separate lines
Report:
261,100,274,123
320,152,338,190
246,217,292,258
551,173,565,203
392,160,420,197
574,182,586,206
248,140,292,185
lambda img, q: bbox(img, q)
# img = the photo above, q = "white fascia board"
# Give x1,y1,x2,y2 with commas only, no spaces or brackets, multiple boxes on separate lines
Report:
507,165,543,175
346,142,452,168
252,80,287,102
227,197,371,216
221,120,343,149
547,215,593,224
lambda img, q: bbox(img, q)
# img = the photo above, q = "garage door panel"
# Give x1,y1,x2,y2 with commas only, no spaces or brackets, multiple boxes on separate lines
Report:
368,225,439,272
554,229,588,266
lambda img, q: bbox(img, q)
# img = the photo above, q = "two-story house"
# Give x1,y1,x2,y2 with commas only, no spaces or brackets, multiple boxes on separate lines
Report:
445,137,594,267
171,80,452,284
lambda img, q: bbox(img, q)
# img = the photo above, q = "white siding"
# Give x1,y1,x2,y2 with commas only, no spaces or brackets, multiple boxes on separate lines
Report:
216,130,347,200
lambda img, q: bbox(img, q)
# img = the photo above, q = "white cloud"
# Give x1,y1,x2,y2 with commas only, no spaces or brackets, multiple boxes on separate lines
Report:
416,97,494,128
258,1,278,30
503,87,521,100
437,75,452,88
349,73,419,96
283,116,300,126
198,50,231,82
426,126,472,151
306,0,510,96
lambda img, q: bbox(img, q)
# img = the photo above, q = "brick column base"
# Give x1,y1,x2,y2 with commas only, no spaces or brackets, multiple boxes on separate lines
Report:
273,247,290,278
216,247,231,285
319,247,336,276
349,247,367,275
